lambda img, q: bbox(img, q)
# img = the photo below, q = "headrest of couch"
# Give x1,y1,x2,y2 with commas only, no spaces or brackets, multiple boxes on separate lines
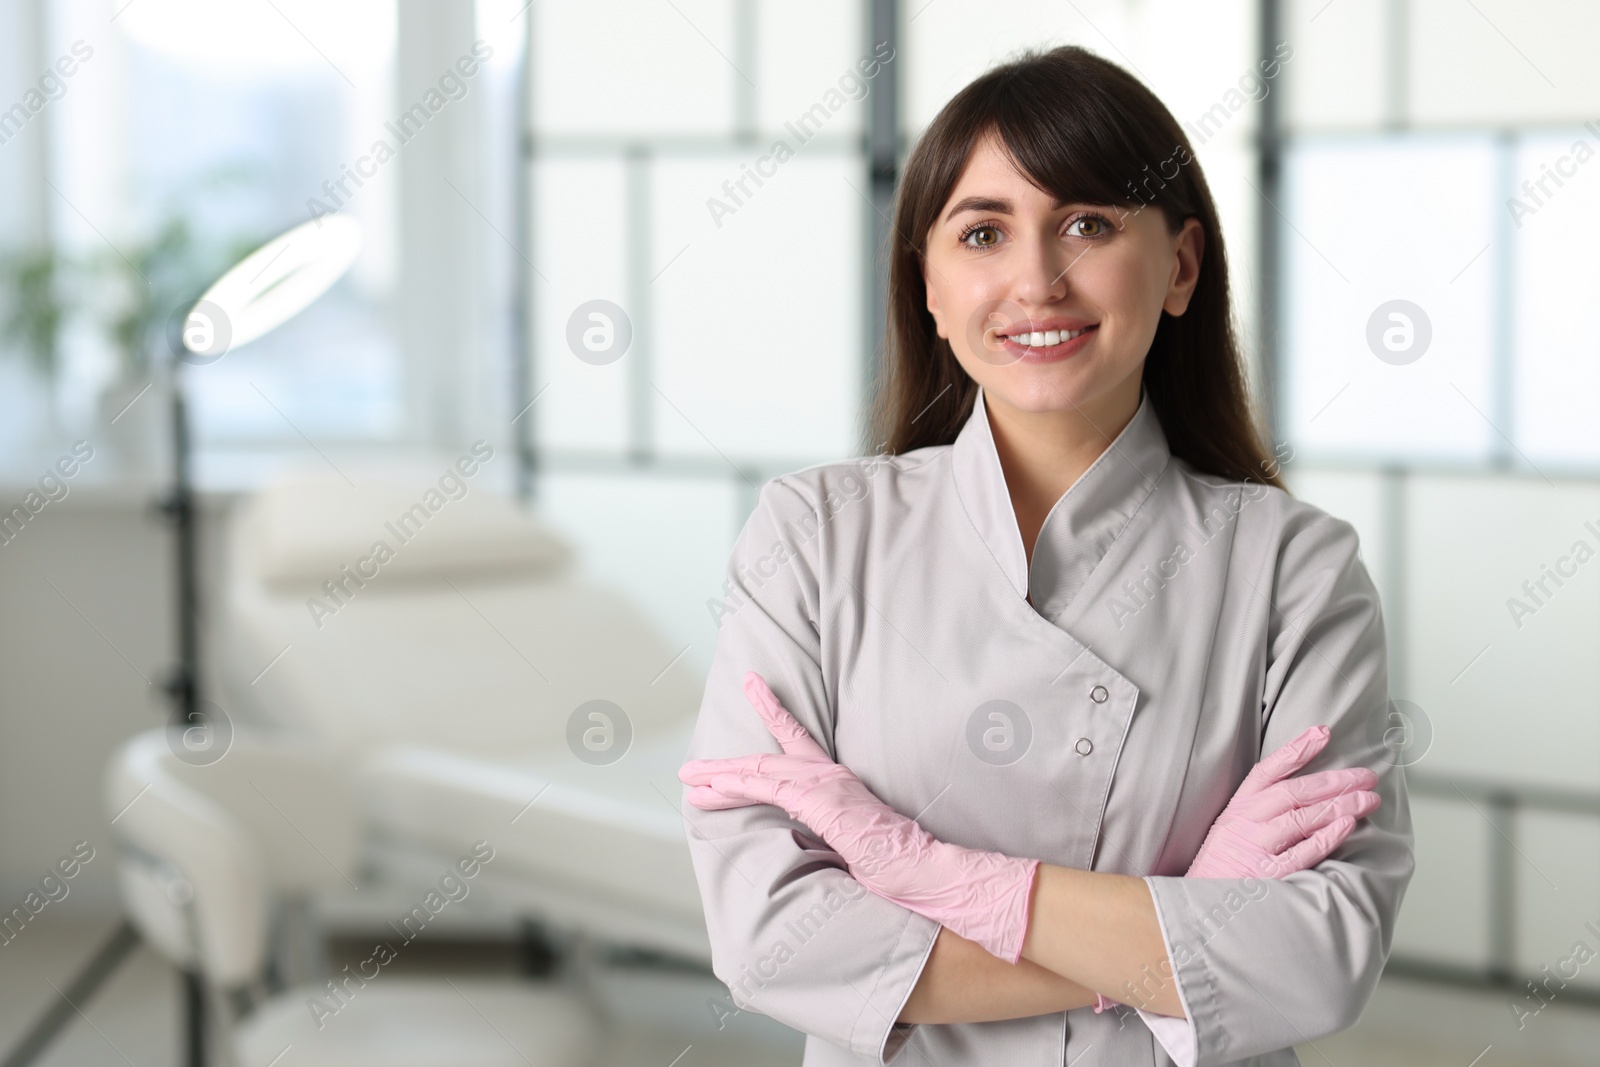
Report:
240,463,575,591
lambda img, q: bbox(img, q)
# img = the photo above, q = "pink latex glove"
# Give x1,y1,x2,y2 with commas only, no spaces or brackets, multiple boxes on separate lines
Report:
1091,724,1380,1014
679,671,1040,963
1186,724,1379,879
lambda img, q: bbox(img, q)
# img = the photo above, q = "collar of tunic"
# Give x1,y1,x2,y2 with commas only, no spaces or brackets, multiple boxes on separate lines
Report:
949,383,1172,622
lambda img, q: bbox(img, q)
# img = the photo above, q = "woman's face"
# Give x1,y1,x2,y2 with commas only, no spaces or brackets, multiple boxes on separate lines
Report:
922,131,1204,426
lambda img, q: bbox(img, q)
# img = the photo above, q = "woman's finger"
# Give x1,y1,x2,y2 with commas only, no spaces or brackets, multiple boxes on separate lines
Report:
1274,768,1379,812
684,784,759,810
1273,815,1356,873
744,672,832,760
1234,766,1378,821
678,755,763,784
1235,725,1331,799
692,768,788,809
678,752,812,785
1261,790,1379,853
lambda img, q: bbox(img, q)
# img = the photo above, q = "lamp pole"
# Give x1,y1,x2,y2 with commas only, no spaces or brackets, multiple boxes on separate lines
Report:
0,347,201,1067
156,360,209,1067
161,372,202,729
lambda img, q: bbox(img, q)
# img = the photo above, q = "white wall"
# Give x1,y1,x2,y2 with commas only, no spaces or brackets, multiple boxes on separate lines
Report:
0,486,234,915
1291,465,1600,990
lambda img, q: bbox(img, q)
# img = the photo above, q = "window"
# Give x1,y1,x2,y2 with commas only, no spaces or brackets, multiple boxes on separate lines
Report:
32,0,402,462
1281,134,1499,462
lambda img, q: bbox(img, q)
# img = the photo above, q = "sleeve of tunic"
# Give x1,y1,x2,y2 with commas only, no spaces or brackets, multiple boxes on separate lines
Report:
1136,507,1417,1066
679,475,943,1064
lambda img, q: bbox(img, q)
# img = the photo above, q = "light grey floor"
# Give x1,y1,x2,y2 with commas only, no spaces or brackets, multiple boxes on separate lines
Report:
3,915,1598,1066
0,914,801,1067
1305,973,1600,1067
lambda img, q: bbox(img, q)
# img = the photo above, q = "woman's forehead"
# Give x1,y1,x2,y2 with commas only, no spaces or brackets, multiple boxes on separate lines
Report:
940,129,1130,217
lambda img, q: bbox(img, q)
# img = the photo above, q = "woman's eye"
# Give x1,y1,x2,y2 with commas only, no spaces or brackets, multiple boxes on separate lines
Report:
958,214,1110,248
960,224,1001,248
1068,214,1111,238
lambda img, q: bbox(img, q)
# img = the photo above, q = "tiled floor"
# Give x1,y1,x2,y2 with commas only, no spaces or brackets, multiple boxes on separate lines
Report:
1305,974,1600,1067
3,915,1597,1066
0,915,802,1067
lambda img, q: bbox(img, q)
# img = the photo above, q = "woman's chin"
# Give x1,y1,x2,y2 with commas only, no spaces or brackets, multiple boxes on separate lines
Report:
982,365,1110,416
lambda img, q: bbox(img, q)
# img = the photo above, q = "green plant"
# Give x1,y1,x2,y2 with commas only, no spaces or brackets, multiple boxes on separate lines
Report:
1,162,269,385
98,213,265,380
0,246,75,381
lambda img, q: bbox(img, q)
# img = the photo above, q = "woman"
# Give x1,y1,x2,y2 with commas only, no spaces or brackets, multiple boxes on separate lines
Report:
677,45,1413,1067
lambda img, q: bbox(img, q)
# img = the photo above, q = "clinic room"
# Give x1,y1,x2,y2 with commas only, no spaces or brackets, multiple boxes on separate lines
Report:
2,0,1600,1065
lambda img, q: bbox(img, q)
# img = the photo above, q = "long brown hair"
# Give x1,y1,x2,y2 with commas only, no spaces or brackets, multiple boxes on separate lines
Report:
865,44,1284,490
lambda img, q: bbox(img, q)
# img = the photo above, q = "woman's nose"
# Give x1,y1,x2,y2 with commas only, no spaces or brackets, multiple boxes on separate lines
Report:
1008,232,1073,307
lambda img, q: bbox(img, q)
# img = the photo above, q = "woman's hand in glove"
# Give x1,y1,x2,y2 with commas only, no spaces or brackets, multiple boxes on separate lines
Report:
1092,724,1380,1014
679,671,1040,964
1185,724,1380,880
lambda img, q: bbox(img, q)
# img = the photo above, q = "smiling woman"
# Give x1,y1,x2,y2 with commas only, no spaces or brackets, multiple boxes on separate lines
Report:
678,43,1412,1067
873,48,1279,500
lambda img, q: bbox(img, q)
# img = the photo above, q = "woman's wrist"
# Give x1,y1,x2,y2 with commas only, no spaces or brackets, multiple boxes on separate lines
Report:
1020,864,1183,1017
919,840,1041,964
853,835,1042,965
898,926,1099,1025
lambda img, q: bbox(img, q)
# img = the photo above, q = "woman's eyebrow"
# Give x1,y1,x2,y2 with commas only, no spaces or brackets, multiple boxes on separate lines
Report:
943,194,1071,222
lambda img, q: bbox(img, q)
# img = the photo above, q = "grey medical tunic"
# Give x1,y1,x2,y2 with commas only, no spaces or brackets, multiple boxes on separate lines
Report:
680,383,1415,1066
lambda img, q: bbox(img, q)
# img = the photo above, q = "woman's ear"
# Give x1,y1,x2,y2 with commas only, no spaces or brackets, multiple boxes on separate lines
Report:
923,260,948,339
1162,217,1205,317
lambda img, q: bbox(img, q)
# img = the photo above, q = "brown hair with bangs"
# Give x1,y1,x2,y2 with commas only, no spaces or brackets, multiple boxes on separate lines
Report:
865,44,1283,490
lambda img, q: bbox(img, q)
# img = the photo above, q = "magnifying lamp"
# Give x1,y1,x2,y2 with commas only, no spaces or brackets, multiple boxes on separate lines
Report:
3,216,371,1067
181,214,363,361
165,213,362,1063
162,215,363,735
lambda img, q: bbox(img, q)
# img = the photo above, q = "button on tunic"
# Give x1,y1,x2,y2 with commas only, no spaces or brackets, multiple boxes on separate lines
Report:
681,384,1415,1066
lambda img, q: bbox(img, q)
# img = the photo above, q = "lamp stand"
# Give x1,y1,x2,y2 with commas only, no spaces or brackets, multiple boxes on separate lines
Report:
0,369,209,1067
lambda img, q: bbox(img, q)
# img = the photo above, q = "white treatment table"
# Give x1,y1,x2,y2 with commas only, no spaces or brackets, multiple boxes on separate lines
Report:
214,464,711,963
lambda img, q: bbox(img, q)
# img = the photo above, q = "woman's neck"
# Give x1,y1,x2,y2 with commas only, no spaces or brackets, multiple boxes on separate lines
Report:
985,379,1142,567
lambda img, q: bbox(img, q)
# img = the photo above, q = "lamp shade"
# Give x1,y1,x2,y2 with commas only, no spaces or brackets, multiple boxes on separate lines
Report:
183,214,363,356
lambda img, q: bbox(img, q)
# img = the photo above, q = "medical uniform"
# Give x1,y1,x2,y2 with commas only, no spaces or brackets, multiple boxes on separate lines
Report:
680,383,1414,1066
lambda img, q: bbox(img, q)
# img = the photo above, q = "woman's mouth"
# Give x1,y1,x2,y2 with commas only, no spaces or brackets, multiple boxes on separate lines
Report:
994,323,1098,362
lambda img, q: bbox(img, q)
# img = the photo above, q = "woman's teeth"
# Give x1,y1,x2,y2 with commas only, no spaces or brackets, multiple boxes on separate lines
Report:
1006,326,1091,346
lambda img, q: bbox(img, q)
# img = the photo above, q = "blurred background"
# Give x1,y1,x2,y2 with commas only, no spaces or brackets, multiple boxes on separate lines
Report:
1,1,1598,1065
